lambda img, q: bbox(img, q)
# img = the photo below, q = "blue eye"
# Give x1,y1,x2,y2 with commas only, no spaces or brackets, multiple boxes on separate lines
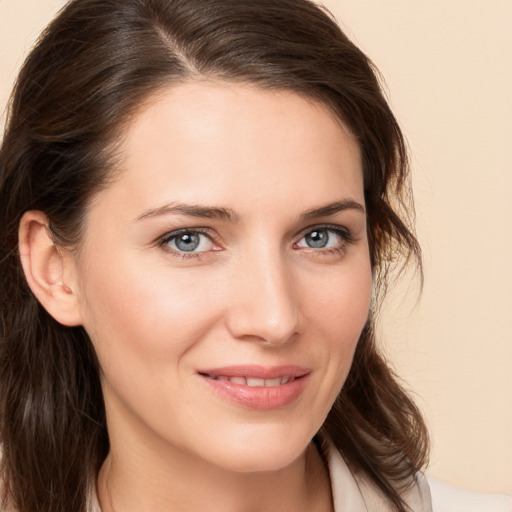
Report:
296,227,348,250
162,230,214,253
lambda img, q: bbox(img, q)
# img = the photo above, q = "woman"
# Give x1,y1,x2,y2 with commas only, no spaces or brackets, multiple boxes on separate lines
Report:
0,1,510,511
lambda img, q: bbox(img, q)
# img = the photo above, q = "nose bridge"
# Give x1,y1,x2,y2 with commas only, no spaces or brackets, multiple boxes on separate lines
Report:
227,241,299,345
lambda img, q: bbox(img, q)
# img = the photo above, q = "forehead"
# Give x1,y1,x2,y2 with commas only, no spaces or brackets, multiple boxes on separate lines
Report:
95,82,363,221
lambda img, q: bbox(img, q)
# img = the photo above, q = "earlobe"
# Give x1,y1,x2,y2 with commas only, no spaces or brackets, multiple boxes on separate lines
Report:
18,211,83,326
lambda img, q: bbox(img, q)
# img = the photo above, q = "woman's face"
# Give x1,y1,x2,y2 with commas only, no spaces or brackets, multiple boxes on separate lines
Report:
74,83,372,473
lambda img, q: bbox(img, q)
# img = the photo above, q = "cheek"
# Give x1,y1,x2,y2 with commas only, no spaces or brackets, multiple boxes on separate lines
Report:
307,257,372,338
77,253,221,372
76,256,227,433
308,256,372,384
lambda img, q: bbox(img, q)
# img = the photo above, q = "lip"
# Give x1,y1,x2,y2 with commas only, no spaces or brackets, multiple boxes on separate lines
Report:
197,365,310,410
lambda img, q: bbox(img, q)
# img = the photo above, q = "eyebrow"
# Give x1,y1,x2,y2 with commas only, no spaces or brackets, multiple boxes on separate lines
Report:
135,199,365,223
299,200,366,220
135,202,237,222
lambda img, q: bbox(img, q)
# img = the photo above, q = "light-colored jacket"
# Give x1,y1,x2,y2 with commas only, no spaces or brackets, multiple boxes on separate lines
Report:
326,441,512,512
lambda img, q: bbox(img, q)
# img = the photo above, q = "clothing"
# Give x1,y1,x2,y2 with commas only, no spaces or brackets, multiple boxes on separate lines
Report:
427,476,512,512
326,442,512,512
326,440,432,512
89,443,512,511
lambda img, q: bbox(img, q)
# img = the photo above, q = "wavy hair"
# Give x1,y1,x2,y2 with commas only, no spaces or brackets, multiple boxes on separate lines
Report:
0,1,428,511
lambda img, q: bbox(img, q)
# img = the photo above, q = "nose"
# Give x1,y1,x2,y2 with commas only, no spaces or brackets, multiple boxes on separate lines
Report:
224,248,300,346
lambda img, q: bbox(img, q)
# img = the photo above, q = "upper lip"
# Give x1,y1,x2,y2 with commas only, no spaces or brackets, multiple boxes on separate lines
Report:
197,365,310,379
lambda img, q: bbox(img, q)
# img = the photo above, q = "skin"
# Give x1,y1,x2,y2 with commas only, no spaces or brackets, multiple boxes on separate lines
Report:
21,82,372,512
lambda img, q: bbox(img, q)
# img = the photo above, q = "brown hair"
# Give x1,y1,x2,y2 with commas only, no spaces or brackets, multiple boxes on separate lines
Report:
0,1,428,511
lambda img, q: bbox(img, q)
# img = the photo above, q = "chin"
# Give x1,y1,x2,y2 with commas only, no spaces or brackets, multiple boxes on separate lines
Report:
217,447,305,474
191,424,315,474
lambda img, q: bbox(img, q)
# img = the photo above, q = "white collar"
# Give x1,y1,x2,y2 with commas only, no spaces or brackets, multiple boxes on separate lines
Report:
324,440,369,512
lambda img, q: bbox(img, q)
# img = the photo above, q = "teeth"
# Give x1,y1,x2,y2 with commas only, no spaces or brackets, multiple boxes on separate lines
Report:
230,377,247,385
246,377,265,387
208,375,295,387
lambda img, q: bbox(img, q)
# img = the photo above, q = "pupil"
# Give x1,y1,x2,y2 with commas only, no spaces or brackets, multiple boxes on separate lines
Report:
176,233,200,252
306,230,328,248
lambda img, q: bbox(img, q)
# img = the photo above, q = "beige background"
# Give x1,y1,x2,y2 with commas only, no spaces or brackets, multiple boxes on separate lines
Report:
1,0,511,495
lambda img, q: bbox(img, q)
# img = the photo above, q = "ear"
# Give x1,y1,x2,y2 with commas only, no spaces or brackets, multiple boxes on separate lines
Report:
18,211,83,326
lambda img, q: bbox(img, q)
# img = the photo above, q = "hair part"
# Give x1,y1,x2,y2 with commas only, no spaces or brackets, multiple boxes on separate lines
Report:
0,1,427,511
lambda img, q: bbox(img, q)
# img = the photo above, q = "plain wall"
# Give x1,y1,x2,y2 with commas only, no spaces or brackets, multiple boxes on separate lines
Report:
1,0,511,495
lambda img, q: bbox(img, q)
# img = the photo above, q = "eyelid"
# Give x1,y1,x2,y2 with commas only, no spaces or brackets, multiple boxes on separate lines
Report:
158,227,222,257
293,224,356,252
156,223,357,260
295,223,354,241
160,226,216,241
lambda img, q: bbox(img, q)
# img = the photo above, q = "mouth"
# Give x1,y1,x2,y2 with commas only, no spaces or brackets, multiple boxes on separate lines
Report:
200,374,298,387
197,365,310,409
198,365,309,385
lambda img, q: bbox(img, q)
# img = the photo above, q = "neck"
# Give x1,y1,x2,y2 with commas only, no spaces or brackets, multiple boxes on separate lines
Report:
97,440,332,512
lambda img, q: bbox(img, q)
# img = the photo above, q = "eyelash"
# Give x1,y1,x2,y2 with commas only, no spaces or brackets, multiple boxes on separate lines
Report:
293,225,355,257
158,225,355,260
158,228,219,260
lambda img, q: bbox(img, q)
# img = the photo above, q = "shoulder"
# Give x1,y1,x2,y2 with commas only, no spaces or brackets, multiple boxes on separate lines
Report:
427,475,512,512
322,436,512,512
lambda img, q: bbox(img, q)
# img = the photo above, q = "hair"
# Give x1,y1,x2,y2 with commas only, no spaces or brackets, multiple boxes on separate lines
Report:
0,1,428,511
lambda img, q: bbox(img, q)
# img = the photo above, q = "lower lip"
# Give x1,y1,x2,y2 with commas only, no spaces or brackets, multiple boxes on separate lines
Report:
199,375,309,410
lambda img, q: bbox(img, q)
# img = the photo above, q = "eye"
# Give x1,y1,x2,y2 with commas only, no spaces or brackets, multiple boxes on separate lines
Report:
295,227,351,251
161,229,215,253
